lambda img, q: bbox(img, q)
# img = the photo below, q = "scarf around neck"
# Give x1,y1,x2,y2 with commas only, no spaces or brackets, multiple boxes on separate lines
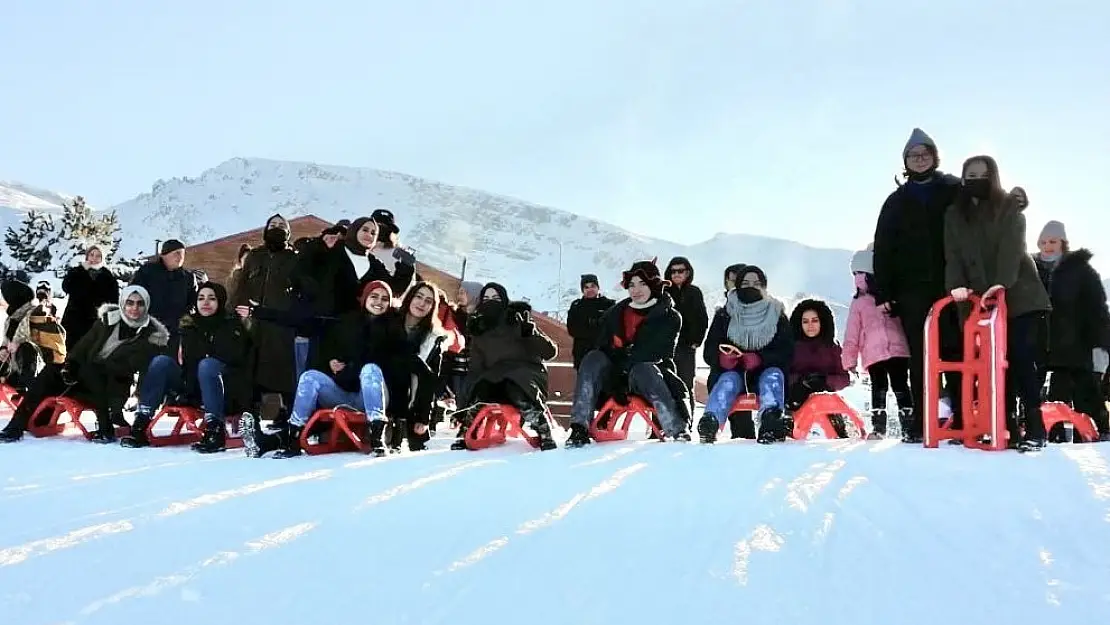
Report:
724,291,783,351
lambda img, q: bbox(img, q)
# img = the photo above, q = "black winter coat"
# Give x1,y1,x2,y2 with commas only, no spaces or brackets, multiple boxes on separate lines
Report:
230,245,299,394
595,294,682,373
701,306,793,391
1034,249,1110,369
68,305,170,402
666,283,709,349
130,260,197,351
566,295,615,367
178,313,253,414
872,174,962,307
461,302,557,407
316,309,410,394
61,265,119,350
294,239,405,316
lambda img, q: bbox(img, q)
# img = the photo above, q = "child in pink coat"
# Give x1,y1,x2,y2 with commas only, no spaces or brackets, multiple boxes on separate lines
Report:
842,245,912,439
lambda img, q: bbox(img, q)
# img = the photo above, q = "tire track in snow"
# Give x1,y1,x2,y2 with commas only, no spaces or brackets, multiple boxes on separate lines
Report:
427,462,649,579
48,522,318,625
18,459,502,623
729,450,869,586
0,470,330,568
1060,445,1110,523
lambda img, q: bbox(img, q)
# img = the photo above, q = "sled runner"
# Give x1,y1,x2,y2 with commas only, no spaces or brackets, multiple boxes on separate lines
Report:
1040,402,1099,442
300,406,369,455
0,383,20,412
923,291,1008,450
462,403,547,450
26,396,115,440
790,392,866,439
590,395,664,442
146,405,244,449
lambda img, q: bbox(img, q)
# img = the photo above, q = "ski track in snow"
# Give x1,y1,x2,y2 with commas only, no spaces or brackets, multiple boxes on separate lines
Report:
1,422,1110,625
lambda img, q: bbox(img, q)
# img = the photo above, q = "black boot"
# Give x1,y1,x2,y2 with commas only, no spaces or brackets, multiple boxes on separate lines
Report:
0,424,22,443
191,417,227,454
757,408,785,444
386,418,404,453
867,409,887,440
367,420,387,457
240,413,282,458
272,422,304,459
89,410,117,444
697,414,719,444
565,422,591,448
450,426,468,451
527,414,558,451
121,409,153,448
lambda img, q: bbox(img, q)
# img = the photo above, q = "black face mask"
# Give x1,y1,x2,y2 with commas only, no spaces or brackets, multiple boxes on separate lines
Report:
263,227,288,248
737,287,762,304
476,299,506,321
35,289,50,301
962,178,992,200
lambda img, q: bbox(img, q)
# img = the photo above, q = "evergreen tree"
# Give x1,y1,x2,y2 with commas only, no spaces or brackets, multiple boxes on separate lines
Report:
54,195,122,268
4,210,58,273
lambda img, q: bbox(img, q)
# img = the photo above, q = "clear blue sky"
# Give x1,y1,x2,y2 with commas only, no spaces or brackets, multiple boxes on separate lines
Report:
2,0,1107,258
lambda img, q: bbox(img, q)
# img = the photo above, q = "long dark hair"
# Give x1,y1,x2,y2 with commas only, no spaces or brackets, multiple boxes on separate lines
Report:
398,281,443,338
954,154,1008,220
790,298,837,344
853,272,876,299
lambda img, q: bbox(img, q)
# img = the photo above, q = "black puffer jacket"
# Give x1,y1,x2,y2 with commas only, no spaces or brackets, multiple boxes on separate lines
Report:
1034,249,1110,369
872,174,962,306
664,256,709,349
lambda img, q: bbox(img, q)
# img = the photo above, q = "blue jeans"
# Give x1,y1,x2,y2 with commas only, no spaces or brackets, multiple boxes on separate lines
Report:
289,365,388,427
139,355,229,421
704,367,785,425
294,337,311,383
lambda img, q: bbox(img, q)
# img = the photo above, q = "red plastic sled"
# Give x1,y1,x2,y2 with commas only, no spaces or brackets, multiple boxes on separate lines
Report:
463,404,546,450
923,291,1009,450
0,383,21,412
146,406,246,449
1041,401,1099,442
26,396,115,440
300,407,369,455
590,395,663,442
791,392,866,440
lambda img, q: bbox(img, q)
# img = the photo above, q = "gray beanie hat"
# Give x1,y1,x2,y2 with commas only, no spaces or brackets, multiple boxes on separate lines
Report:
1038,220,1067,241
903,127,936,159
849,243,874,274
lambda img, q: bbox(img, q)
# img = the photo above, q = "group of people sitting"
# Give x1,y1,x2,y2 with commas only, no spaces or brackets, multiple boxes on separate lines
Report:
3,126,1109,455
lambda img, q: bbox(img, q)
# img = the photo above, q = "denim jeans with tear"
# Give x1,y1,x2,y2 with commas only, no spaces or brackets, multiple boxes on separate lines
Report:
703,367,785,425
289,364,388,427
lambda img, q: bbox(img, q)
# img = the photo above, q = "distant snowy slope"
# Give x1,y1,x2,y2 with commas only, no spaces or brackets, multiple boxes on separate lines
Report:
107,157,857,318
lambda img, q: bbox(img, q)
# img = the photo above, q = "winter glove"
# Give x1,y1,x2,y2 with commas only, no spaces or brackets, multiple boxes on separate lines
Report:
520,318,536,337
60,368,78,387
392,247,416,267
950,287,970,302
739,352,761,371
718,350,741,370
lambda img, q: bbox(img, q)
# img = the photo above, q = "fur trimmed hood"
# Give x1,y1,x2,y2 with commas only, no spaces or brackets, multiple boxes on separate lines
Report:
96,303,171,347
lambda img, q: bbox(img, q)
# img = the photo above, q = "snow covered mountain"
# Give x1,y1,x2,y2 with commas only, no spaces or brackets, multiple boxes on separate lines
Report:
106,157,857,317
3,159,858,329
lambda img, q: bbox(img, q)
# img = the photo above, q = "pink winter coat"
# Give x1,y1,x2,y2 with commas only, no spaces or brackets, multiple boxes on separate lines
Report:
842,293,911,370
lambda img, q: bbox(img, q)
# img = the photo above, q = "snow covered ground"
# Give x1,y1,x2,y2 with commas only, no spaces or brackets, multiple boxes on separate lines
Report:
1,403,1109,625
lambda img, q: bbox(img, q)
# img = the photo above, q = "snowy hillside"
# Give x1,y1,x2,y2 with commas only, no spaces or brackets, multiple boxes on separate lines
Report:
0,180,86,244
105,157,856,316
1,402,1108,625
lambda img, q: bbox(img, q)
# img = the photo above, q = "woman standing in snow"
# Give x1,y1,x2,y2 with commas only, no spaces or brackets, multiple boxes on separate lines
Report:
1032,220,1110,441
842,245,912,439
944,155,1050,451
61,246,120,350
369,208,417,295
